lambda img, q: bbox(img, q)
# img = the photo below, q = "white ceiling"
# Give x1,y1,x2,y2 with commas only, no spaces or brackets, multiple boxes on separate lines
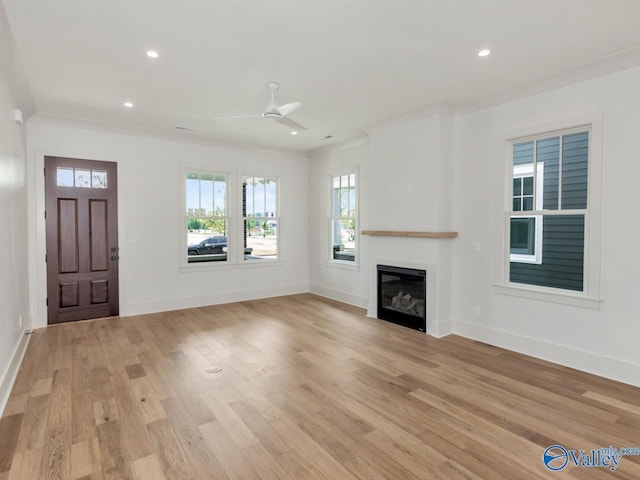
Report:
4,0,640,152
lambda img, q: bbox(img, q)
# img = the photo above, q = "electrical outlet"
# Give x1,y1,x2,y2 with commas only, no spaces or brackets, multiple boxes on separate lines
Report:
473,306,481,317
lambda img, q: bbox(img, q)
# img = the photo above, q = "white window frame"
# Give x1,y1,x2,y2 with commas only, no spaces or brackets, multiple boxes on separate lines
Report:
181,168,231,268
496,117,603,309
510,163,544,264
329,171,358,265
241,175,280,263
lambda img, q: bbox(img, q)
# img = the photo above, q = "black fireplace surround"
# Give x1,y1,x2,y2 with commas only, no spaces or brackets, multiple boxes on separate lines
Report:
377,264,426,332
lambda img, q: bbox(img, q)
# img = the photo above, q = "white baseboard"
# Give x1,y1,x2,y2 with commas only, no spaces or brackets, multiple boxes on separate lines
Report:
454,320,640,388
429,319,453,338
0,329,31,417
365,311,452,338
309,284,368,309
121,283,309,317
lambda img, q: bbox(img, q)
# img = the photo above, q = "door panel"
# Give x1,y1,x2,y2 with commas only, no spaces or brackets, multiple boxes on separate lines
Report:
58,199,79,273
90,280,109,304
89,199,108,271
45,156,119,324
60,282,79,307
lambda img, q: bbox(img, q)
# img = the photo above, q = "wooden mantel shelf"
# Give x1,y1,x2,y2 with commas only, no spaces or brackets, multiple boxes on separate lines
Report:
361,230,458,238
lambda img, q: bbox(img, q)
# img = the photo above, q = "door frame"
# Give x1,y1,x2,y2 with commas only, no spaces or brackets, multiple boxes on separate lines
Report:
44,156,119,324
32,152,121,328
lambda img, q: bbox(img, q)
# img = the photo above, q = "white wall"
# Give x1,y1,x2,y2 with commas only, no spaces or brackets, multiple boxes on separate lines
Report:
362,113,455,337
308,113,456,337
452,66,640,386
309,67,640,385
26,120,310,328
308,139,369,307
0,48,31,412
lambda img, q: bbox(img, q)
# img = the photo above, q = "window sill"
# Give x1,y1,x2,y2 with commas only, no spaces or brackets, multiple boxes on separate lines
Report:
238,259,284,269
179,259,284,272
324,260,360,271
493,284,602,310
179,262,235,273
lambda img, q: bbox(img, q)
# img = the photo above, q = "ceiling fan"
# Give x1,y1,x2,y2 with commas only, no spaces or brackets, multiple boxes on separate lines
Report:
212,82,307,131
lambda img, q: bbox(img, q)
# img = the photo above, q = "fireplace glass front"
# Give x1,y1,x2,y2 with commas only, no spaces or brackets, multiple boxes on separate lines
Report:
377,264,426,332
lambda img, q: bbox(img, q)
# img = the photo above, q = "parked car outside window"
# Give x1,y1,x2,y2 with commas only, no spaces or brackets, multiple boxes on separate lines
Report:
187,236,227,256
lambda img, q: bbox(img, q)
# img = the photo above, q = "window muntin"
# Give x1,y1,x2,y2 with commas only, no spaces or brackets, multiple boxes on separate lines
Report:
510,162,544,264
57,167,108,188
243,176,278,260
507,129,589,291
331,173,357,263
186,172,228,263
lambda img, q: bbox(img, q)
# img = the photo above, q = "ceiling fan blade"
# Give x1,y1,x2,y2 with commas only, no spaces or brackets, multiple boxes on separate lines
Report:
276,116,307,131
211,114,262,121
275,101,301,117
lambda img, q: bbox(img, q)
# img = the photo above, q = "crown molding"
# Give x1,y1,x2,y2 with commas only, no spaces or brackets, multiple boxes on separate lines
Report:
455,45,640,115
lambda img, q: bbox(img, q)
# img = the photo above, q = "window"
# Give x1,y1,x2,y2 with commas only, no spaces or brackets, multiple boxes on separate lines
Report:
507,129,589,292
57,167,107,188
510,161,544,264
243,176,278,260
185,172,228,263
331,173,357,263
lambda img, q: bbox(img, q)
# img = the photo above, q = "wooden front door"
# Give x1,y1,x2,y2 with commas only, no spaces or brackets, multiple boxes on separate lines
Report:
45,156,119,324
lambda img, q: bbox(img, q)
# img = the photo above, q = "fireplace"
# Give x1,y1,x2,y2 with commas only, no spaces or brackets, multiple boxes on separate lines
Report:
377,264,426,332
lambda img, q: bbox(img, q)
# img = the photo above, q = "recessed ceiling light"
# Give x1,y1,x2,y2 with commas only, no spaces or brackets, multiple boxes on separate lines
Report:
478,49,491,57
124,102,134,108
291,131,298,135
146,50,159,58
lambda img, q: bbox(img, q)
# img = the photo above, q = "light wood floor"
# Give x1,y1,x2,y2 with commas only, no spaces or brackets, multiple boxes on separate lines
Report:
1,294,639,480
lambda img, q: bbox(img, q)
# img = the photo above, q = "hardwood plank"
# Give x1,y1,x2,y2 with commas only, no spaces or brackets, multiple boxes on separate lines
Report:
43,376,72,480
240,443,290,480
203,392,260,448
72,389,97,444
124,364,147,381
268,416,358,479
96,420,131,480
128,377,166,425
93,398,118,427
131,454,166,480
15,394,49,452
228,400,290,457
2,294,640,479
199,420,261,479
108,371,153,461
145,419,188,474
1,393,29,417
583,390,640,416
160,396,229,480
30,377,53,397
8,330,53,397
0,414,23,472
6,447,43,480
70,438,101,479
